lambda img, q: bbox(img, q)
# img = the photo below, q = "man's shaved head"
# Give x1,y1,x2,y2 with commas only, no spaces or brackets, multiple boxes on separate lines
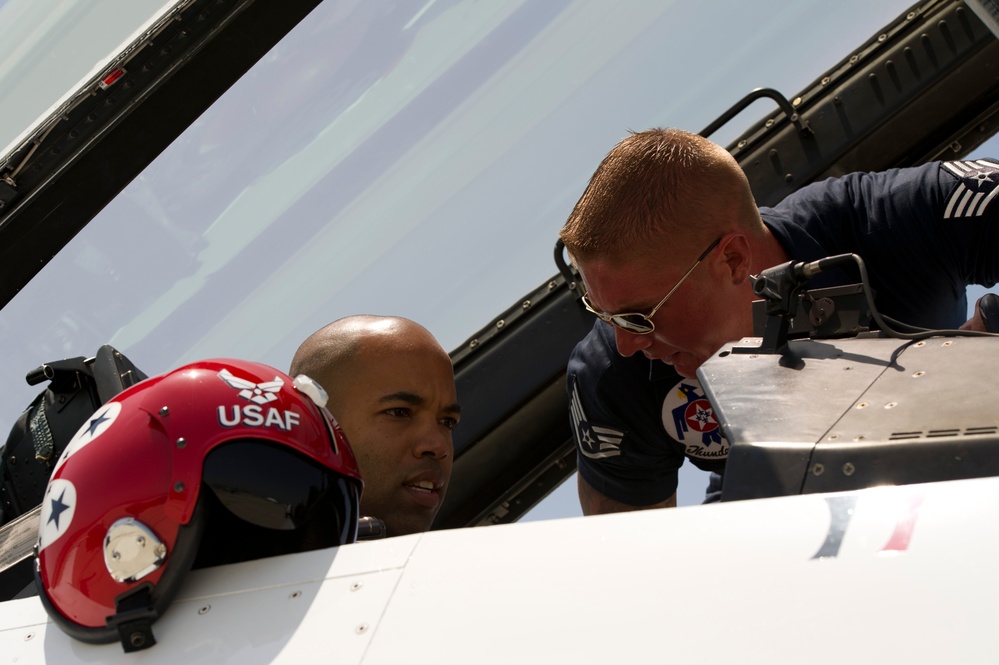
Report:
290,315,459,536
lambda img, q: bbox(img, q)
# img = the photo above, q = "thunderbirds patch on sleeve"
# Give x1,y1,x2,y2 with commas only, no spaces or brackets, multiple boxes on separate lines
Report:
942,159,999,219
660,377,729,461
570,376,624,459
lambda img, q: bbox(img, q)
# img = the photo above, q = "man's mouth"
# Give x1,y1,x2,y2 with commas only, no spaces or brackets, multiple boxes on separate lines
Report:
405,480,439,493
403,478,444,508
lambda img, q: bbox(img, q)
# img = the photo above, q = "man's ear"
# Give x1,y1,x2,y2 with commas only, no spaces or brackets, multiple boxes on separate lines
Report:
714,232,753,285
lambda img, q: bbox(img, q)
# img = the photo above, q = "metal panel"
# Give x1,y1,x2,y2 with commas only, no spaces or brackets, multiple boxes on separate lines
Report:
701,336,898,499
0,537,417,665
703,336,999,500
369,477,999,665
7,478,999,663
805,337,999,492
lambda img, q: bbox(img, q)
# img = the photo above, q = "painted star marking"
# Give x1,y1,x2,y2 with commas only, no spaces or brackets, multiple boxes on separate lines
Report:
47,490,71,529
85,410,112,437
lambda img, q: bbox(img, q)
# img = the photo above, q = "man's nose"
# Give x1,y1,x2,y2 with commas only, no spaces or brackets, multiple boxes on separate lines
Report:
413,421,452,460
614,326,652,358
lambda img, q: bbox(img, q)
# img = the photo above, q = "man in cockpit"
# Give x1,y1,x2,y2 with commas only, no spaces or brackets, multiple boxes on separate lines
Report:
290,315,461,537
559,127,999,516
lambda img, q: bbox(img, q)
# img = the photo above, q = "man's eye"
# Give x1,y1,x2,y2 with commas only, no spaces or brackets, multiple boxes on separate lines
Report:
385,407,411,418
441,417,459,432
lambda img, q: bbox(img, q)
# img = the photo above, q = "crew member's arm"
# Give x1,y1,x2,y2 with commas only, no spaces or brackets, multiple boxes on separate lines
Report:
578,473,676,515
568,320,692,516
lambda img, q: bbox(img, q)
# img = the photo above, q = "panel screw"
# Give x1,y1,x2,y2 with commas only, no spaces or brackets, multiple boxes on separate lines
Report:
856,402,869,409
174,482,184,493
913,371,925,378
176,438,186,448
289,590,302,599
522,300,531,309
884,402,897,409
350,582,363,592
843,463,856,476
813,463,825,476
356,623,369,634
496,320,505,329
159,406,170,416
198,605,211,615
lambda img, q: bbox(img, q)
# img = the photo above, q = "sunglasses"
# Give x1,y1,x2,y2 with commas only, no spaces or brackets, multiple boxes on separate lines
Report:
581,237,721,334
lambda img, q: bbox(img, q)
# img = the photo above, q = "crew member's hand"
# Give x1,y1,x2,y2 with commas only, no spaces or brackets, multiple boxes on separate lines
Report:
960,293,999,332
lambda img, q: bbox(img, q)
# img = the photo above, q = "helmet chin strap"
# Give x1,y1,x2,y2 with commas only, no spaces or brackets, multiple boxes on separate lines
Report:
105,584,157,652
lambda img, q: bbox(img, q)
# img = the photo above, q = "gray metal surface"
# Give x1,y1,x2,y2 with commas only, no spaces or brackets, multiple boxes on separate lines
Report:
702,335,999,499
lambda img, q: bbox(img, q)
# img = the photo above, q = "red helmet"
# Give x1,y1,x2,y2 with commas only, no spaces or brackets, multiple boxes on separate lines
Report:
34,359,362,651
